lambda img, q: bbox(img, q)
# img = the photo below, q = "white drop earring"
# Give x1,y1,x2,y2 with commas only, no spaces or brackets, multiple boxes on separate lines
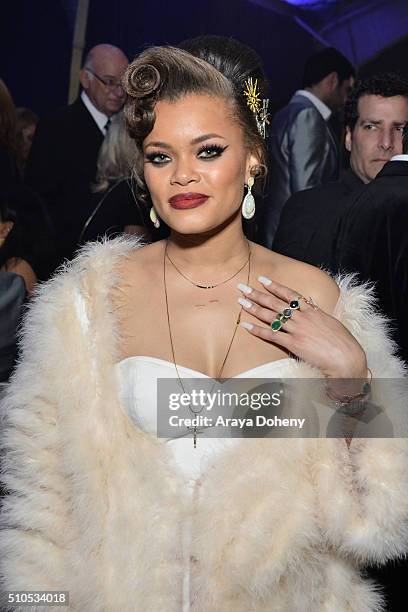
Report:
242,176,255,219
150,206,160,228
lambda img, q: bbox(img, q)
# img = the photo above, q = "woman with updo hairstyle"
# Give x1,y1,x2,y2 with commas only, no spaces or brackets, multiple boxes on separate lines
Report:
1,37,407,611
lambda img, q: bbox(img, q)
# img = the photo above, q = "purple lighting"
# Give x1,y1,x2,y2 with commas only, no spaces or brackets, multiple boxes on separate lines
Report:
285,0,338,7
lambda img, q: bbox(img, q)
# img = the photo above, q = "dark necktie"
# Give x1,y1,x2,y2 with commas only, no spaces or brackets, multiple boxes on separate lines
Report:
104,118,111,133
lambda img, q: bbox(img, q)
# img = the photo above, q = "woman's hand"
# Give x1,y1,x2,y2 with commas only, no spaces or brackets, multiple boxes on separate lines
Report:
237,276,367,380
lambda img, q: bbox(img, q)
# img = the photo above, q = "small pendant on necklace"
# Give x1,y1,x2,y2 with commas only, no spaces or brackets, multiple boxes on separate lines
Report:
196,284,216,289
188,425,204,448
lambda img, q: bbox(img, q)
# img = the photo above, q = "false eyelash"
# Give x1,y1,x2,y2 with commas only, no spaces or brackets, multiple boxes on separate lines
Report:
197,144,228,156
144,152,170,163
144,143,228,164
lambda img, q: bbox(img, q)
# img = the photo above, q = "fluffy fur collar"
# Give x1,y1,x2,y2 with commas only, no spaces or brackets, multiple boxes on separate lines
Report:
1,237,407,612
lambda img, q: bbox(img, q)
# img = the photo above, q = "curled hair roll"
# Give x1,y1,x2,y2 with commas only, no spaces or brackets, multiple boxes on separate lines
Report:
122,65,160,145
123,40,269,208
123,64,161,99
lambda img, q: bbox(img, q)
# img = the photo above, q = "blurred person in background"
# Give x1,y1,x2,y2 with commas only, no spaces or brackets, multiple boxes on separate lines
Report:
0,198,37,295
0,179,28,384
0,84,56,281
79,111,150,245
272,73,408,271
259,47,355,248
334,123,408,361
0,79,19,194
25,44,129,272
0,272,26,384
15,107,38,177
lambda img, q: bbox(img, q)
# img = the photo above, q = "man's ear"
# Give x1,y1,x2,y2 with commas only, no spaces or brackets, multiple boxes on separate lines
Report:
0,221,14,239
326,71,339,93
345,126,352,153
79,68,90,91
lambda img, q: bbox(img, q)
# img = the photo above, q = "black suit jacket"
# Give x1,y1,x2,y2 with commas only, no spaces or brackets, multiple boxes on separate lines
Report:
80,179,146,244
334,161,408,612
334,160,408,362
272,169,364,270
25,98,104,267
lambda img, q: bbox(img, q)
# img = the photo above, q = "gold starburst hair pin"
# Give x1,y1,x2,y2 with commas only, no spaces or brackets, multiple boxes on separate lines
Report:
244,77,261,113
243,77,270,139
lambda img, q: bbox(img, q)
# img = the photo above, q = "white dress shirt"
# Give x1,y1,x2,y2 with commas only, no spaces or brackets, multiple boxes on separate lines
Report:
390,154,408,162
295,89,332,121
81,91,109,135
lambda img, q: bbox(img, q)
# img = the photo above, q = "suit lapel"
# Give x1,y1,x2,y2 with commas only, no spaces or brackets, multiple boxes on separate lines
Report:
74,97,104,145
290,94,338,160
326,122,339,160
377,160,408,178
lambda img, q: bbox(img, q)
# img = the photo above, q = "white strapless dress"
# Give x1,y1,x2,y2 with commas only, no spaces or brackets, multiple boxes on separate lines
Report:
116,355,297,611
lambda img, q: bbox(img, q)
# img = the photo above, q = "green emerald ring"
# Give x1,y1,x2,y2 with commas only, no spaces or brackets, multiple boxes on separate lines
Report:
271,309,292,330
271,319,282,332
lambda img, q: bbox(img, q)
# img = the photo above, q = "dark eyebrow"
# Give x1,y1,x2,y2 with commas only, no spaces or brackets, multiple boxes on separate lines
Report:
145,141,170,149
361,119,406,126
191,133,225,144
145,133,226,149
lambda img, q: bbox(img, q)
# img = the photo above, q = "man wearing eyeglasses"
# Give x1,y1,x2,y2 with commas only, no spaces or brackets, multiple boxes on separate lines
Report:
25,44,128,276
80,45,128,133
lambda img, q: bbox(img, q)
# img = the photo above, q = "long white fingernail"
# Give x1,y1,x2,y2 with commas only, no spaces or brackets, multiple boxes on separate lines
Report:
238,297,252,308
258,276,272,285
237,283,252,294
240,321,253,330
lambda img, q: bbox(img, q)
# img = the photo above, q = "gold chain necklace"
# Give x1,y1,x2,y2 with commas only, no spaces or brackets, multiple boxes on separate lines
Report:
163,239,251,447
166,242,251,289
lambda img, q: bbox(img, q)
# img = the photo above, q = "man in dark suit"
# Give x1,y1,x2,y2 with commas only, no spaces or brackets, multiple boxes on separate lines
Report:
272,73,408,271
334,125,408,364
25,44,128,272
260,47,355,247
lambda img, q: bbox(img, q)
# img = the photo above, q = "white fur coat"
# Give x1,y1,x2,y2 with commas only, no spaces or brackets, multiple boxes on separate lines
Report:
1,237,408,612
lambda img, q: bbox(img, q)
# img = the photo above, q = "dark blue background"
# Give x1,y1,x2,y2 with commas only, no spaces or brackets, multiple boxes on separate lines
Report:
2,0,408,117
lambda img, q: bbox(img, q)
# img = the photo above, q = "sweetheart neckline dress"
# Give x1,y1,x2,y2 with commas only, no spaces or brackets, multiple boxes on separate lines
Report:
116,355,297,611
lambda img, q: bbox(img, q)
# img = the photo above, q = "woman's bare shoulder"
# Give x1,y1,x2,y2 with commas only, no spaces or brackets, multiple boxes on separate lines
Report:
109,240,166,317
118,240,165,280
5,257,37,296
253,243,339,315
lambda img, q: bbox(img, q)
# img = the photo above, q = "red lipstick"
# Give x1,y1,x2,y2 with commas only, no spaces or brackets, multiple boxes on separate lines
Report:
169,193,209,209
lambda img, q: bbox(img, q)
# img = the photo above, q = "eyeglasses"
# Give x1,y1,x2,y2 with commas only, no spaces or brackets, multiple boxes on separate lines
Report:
86,68,123,91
